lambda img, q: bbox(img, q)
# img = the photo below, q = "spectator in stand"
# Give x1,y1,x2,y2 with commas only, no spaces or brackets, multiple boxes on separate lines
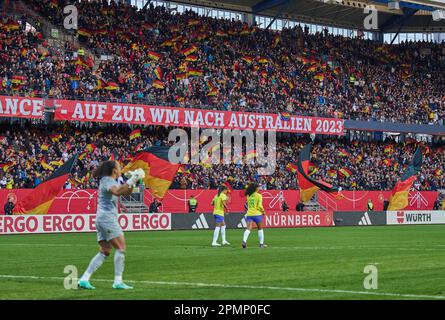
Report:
4,195,14,215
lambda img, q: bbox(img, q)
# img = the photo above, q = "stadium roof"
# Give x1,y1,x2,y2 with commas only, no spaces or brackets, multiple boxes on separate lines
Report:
176,0,445,32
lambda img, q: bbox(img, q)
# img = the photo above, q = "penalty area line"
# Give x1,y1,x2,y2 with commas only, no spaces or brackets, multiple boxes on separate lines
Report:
0,274,444,300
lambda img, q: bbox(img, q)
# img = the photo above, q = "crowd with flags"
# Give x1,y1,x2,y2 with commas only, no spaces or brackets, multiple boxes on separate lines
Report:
0,1,443,125
0,121,443,193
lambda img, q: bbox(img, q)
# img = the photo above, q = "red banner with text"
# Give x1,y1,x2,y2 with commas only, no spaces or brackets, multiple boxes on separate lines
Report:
0,95,44,119
0,189,438,215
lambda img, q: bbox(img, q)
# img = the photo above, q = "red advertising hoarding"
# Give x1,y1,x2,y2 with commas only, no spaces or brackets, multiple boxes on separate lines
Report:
264,211,333,228
0,213,171,235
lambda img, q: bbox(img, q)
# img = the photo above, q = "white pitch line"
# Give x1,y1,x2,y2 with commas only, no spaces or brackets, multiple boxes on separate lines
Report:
0,274,444,300
1,243,445,252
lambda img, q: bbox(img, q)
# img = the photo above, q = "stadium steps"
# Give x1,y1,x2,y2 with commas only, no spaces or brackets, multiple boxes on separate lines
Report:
119,188,151,214
120,202,151,214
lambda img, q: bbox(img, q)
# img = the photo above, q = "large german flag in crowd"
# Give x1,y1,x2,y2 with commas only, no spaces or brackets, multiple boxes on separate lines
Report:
13,154,78,214
123,146,181,199
296,143,339,202
388,148,422,211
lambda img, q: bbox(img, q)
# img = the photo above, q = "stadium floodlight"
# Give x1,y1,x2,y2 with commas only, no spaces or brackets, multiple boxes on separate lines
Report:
432,9,445,21
388,1,400,10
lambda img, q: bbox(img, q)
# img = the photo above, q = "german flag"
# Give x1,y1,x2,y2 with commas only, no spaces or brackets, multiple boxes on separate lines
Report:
338,148,350,157
41,159,54,171
280,112,291,121
187,68,203,77
272,34,280,48
296,143,339,202
77,28,91,37
239,25,250,35
152,80,165,89
160,40,173,47
328,169,337,177
286,163,297,174
180,45,198,56
50,0,58,8
50,159,64,167
86,143,97,153
306,64,317,73
384,145,394,154
258,57,269,64
383,159,392,167
242,55,253,64
245,149,257,160
50,134,62,142
216,30,228,37
175,73,187,81
105,81,119,90
388,148,422,211
94,79,106,90
187,19,200,26
129,129,141,140
122,147,181,199
338,168,353,178
13,154,78,214
314,72,325,81
148,51,161,61
41,143,49,151
0,161,15,172
185,55,198,62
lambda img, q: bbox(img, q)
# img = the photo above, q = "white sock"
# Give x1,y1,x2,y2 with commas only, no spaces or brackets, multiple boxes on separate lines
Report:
213,227,221,243
80,252,107,281
221,225,226,242
258,230,264,245
114,250,125,284
243,229,251,243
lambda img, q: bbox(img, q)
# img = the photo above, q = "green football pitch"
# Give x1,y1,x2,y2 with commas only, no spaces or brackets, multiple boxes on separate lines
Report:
0,225,444,300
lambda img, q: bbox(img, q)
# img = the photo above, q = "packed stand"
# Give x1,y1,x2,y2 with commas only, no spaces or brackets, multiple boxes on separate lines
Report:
0,120,443,191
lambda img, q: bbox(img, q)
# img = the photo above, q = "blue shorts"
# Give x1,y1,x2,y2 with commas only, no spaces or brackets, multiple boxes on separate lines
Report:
214,215,225,223
246,215,263,224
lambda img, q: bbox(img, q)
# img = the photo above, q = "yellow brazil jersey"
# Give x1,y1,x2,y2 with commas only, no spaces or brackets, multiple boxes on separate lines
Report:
246,192,264,216
212,193,228,216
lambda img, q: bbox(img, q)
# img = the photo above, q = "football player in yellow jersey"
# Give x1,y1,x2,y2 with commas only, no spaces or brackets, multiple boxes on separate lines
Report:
243,183,267,248
211,185,230,247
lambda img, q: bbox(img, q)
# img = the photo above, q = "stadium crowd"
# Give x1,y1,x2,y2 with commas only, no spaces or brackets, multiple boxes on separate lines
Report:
0,121,443,192
0,0,443,125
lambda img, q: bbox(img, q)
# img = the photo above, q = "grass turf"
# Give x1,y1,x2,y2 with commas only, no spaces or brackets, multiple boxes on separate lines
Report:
0,225,444,300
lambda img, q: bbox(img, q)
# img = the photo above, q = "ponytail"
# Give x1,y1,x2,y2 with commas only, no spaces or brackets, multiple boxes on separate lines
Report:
218,185,227,196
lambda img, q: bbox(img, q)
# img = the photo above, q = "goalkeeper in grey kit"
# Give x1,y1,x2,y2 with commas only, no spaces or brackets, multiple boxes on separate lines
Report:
78,160,145,290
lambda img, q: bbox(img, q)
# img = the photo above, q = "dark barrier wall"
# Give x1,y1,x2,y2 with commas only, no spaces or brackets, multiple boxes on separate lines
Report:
171,213,246,230
333,211,387,226
171,211,333,230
